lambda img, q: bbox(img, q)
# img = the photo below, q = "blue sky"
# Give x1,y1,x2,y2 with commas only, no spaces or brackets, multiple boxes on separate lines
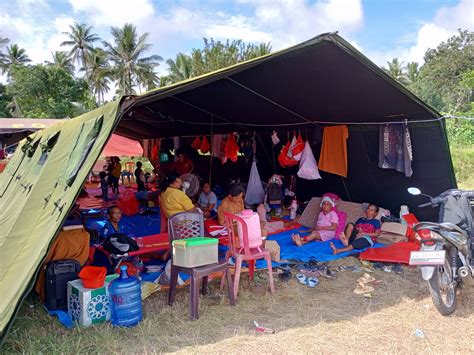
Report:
0,0,472,76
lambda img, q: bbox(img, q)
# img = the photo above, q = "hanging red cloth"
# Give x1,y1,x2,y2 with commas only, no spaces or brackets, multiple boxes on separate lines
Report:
224,133,239,163
191,136,202,150
200,136,210,154
278,139,298,168
151,142,159,162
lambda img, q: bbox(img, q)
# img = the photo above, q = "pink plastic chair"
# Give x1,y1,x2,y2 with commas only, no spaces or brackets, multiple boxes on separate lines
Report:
222,212,275,298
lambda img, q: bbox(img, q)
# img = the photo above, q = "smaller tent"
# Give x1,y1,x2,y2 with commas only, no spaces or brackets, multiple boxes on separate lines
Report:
101,134,143,157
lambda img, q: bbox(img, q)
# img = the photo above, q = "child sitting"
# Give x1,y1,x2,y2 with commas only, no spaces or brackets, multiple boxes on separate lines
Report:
330,204,381,254
292,196,338,246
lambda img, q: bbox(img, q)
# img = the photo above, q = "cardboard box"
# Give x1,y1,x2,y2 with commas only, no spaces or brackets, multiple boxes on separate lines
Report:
377,231,408,245
265,240,280,262
381,222,407,236
67,279,111,327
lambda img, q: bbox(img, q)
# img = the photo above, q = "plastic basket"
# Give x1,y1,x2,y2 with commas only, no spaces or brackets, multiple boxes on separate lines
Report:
79,266,107,289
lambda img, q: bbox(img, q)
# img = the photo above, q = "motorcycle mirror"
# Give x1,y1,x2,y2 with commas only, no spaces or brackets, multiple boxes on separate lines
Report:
407,187,422,196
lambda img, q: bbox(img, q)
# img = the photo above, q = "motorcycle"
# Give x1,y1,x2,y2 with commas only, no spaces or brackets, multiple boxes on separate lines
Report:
408,187,474,315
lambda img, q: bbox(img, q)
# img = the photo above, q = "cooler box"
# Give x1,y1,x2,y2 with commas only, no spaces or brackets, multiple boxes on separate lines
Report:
172,237,218,268
67,279,111,327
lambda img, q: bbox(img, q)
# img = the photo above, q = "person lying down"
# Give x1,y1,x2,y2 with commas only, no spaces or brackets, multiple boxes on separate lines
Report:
292,196,339,246
330,204,381,254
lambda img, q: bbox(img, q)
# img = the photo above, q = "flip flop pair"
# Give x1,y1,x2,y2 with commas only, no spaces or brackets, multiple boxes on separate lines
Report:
357,273,376,284
353,282,374,294
296,273,319,288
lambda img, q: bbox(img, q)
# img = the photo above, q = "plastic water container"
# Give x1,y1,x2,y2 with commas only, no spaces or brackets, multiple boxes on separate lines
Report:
237,209,263,248
109,265,142,327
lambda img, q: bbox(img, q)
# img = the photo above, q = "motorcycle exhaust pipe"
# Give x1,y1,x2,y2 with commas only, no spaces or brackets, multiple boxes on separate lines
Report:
458,266,471,278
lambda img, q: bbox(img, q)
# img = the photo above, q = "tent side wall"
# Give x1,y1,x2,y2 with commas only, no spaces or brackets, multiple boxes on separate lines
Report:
0,101,121,340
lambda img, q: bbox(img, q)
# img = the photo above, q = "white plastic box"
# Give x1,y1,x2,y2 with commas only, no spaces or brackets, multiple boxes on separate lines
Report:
172,237,218,268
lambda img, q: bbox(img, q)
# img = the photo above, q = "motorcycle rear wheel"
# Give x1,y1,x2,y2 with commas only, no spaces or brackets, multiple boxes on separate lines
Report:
428,254,457,315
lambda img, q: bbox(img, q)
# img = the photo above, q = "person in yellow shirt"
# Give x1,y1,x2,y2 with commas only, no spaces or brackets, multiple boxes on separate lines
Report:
217,185,245,225
159,173,195,218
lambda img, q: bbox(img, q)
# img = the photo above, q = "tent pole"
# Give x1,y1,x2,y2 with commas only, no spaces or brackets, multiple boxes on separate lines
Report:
340,177,352,202
226,77,314,124
209,115,214,186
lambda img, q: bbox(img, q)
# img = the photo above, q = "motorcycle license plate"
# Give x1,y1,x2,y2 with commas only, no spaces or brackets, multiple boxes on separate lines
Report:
409,250,446,265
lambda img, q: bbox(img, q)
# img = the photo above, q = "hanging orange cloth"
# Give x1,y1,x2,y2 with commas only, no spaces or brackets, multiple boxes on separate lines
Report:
318,125,349,177
191,136,202,150
200,136,210,154
224,133,239,162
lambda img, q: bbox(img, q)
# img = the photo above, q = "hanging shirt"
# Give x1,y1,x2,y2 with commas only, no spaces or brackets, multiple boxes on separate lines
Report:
378,123,413,177
318,125,349,177
160,187,194,218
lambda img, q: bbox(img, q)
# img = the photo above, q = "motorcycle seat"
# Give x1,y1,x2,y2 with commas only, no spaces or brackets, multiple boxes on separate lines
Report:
440,222,466,235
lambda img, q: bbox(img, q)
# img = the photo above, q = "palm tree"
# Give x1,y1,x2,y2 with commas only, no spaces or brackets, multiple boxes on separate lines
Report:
383,58,407,84
103,23,162,95
84,48,112,105
61,22,100,71
45,51,75,75
166,53,193,83
405,62,420,85
0,44,31,76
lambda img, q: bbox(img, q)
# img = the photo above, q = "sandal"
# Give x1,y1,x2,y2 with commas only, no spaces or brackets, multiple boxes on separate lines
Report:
357,273,376,284
296,273,307,285
353,282,374,294
307,276,319,288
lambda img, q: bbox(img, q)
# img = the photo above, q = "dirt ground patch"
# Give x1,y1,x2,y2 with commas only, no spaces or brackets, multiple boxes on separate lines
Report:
2,258,474,354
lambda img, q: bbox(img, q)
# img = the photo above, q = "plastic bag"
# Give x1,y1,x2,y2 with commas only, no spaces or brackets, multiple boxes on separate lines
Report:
287,133,297,158
292,134,304,161
224,133,239,163
278,141,298,168
297,142,321,180
200,136,210,154
245,161,265,205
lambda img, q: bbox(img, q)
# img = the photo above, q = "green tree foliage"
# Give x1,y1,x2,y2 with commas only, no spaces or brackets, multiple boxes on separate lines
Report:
61,22,100,71
6,64,92,118
382,58,407,84
166,52,193,83
0,83,12,117
0,44,31,77
405,62,420,86
103,23,162,95
45,51,75,76
411,29,474,113
84,48,113,105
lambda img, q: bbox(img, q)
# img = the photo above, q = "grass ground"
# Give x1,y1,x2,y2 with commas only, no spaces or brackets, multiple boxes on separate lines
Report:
450,144,474,190
2,258,474,354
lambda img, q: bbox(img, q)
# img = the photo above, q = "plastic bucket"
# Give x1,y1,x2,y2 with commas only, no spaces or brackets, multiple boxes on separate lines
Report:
79,266,107,289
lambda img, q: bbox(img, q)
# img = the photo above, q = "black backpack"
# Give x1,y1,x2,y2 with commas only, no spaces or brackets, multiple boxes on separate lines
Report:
103,233,139,255
267,183,282,205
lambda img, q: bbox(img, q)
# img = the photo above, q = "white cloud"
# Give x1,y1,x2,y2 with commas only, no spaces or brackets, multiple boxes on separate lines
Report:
68,0,154,27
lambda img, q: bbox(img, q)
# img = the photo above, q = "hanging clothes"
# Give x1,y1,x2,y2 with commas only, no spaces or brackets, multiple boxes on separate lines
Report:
378,123,413,177
245,161,265,205
271,131,280,145
172,136,180,151
298,141,322,180
211,134,224,159
191,136,202,150
286,132,297,158
318,125,349,177
200,136,210,154
224,133,239,163
278,140,298,168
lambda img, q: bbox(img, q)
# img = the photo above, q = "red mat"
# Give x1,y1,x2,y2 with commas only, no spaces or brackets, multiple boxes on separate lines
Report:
359,241,420,264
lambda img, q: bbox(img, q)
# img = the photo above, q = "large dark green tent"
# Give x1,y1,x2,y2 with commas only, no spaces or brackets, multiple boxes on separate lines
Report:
0,32,455,341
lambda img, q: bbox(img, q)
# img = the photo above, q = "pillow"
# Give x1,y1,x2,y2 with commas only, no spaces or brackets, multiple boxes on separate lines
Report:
333,210,346,240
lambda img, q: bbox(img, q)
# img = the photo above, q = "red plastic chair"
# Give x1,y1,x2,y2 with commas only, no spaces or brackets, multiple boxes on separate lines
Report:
222,212,275,298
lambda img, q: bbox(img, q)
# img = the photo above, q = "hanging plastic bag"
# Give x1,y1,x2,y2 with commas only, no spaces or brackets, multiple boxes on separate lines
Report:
278,140,298,168
287,132,297,158
297,142,322,180
191,136,202,150
200,136,210,154
224,133,239,163
245,161,265,205
271,131,280,145
292,134,305,161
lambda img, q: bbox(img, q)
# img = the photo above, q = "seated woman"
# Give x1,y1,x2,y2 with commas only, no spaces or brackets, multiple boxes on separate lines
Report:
292,196,338,246
159,173,195,219
99,205,125,241
330,204,381,254
197,182,218,219
217,185,245,225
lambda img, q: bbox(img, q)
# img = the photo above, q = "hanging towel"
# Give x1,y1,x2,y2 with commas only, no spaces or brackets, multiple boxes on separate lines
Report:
211,134,223,158
298,142,322,180
378,123,413,177
172,136,180,151
318,125,349,177
292,134,305,161
200,136,210,154
245,161,265,205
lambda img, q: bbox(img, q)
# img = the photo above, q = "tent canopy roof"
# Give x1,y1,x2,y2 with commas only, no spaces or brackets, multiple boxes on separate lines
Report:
117,32,439,139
